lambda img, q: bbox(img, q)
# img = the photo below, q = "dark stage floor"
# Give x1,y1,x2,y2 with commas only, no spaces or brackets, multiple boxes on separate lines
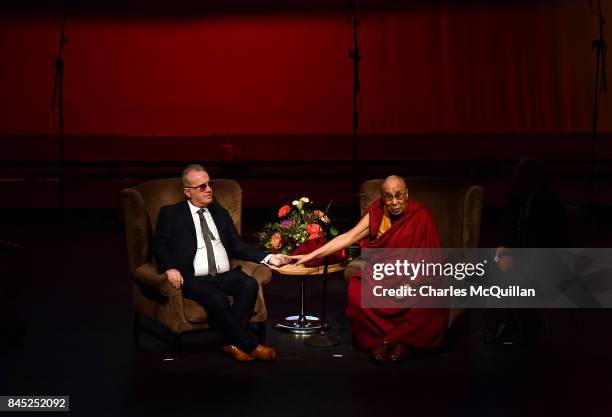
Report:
1,211,612,417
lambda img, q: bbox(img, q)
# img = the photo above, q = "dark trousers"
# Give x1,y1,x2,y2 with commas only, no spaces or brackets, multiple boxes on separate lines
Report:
182,268,259,353
486,308,540,346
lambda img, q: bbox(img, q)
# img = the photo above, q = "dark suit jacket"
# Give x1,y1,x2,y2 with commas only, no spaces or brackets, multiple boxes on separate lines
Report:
152,200,267,279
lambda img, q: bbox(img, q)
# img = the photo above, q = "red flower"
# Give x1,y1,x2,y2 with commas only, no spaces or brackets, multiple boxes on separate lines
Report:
278,205,291,218
306,223,322,240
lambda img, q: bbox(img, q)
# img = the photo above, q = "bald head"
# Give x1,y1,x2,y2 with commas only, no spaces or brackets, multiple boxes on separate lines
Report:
382,175,406,190
381,175,408,217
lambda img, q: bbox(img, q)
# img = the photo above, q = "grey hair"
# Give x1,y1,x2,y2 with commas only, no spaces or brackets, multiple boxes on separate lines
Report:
182,164,206,186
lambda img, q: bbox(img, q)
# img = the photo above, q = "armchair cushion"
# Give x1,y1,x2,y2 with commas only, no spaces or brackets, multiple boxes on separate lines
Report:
230,259,273,286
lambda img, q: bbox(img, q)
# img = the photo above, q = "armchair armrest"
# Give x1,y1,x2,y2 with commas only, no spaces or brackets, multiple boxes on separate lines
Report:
133,263,191,332
344,258,365,282
133,263,182,296
231,259,273,286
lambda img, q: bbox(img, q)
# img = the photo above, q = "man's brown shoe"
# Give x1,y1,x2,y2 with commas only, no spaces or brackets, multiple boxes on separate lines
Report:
250,344,277,361
388,343,410,363
223,345,255,362
370,342,391,364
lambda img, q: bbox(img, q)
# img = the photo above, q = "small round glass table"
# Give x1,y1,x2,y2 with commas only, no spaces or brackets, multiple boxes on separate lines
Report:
269,262,346,335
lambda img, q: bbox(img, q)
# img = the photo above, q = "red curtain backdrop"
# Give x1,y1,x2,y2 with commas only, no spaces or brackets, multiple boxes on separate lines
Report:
0,0,609,136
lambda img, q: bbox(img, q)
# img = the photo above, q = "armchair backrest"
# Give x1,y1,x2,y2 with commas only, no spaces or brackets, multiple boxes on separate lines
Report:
120,178,242,274
360,178,484,248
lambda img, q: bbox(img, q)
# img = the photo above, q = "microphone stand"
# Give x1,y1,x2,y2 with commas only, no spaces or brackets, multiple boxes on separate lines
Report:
51,8,68,211
349,0,362,213
588,0,607,222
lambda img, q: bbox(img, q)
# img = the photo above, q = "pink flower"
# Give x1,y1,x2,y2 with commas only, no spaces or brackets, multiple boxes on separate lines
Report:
306,223,322,240
278,205,291,218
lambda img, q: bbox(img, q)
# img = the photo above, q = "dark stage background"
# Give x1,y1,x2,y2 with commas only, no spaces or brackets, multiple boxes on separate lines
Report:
0,0,611,211
2,2,612,417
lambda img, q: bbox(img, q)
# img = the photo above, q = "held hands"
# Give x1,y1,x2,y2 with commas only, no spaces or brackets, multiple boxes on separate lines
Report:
167,257,293,284
495,246,514,272
290,254,314,267
165,269,184,288
267,254,293,267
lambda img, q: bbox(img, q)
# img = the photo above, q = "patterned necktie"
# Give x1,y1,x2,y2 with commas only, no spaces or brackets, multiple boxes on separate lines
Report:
197,208,217,276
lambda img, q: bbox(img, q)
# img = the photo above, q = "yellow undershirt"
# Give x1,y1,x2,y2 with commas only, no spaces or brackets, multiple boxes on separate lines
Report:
376,207,393,239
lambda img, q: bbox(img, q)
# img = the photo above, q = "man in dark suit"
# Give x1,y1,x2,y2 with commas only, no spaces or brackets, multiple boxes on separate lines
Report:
489,157,569,347
153,164,290,362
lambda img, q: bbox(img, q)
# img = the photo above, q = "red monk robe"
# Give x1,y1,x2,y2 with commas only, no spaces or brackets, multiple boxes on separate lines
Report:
346,199,447,350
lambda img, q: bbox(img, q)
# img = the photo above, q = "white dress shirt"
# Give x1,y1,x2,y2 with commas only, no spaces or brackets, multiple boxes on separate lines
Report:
188,201,231,277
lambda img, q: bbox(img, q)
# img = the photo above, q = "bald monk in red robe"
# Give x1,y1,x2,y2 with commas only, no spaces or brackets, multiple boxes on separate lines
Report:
293,176,447,364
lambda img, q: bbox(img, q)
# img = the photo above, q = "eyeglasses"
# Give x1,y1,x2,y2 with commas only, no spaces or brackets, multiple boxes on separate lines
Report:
185,181,215,192
383,190,407,202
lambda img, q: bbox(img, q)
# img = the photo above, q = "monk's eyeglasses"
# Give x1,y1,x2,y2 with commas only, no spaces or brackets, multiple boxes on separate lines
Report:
383,190,407,203
185,181,215,192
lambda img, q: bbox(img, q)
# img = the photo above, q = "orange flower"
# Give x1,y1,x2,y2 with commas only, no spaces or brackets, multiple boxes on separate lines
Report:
314,210,330,224
306,223,322,240
270,232,282,250
278,205,291,218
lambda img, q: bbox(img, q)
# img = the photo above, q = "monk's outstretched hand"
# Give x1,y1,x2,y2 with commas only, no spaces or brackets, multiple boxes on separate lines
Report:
291,254,313,267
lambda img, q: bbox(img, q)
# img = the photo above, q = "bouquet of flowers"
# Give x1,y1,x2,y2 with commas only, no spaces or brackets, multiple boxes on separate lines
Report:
258,197,339,256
